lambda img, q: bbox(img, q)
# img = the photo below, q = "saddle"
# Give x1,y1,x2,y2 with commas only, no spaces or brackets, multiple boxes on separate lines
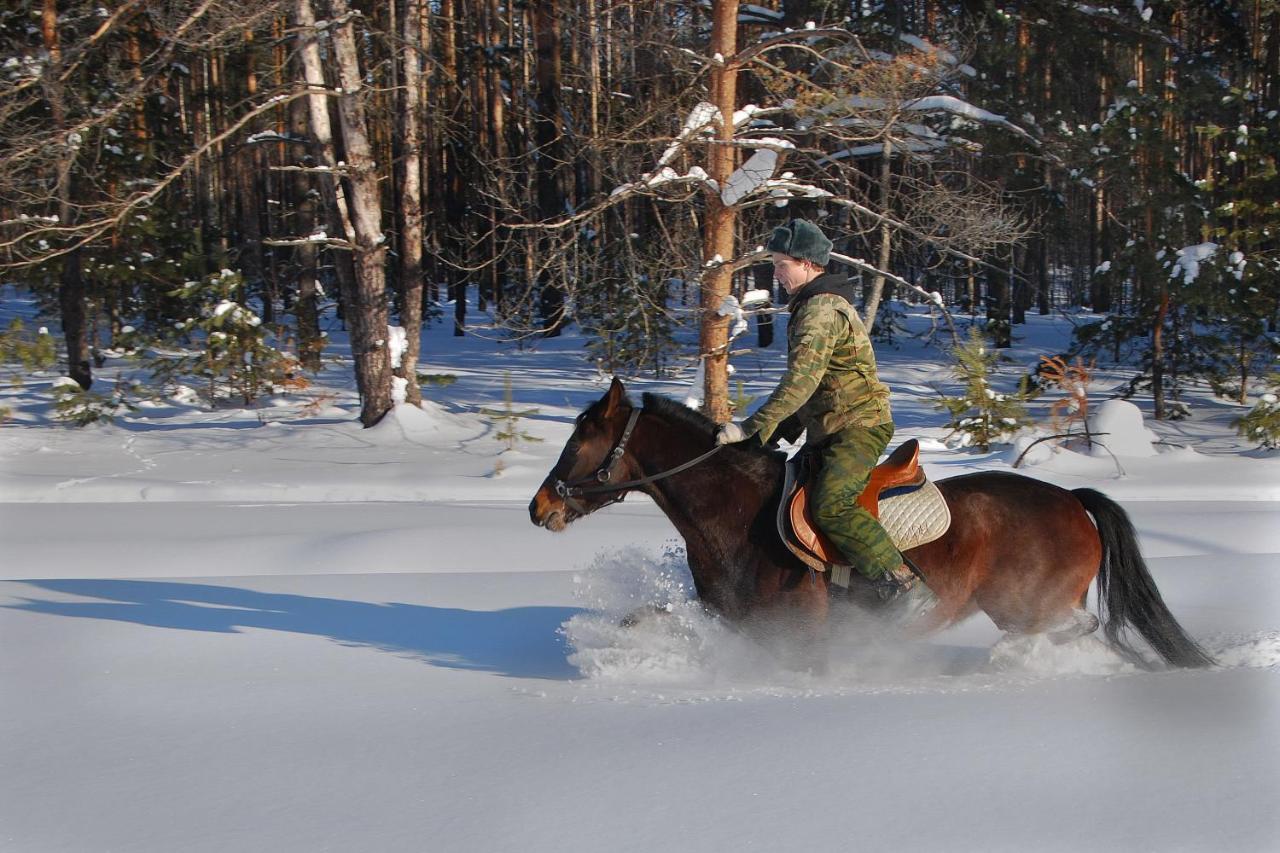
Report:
777,438,951,584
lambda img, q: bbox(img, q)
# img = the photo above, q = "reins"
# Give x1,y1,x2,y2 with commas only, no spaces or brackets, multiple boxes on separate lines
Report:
554,407,724,513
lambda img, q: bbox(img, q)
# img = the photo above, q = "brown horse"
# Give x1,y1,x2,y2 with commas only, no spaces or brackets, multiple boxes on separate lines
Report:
529,379,1213,669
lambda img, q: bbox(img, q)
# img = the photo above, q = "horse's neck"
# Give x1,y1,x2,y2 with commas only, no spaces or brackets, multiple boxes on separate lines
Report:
633,425,761,520
632,419,780,603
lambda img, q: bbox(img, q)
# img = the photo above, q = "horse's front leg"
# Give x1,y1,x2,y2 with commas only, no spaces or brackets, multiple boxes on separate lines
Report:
747,569,832,673
619,603,676,629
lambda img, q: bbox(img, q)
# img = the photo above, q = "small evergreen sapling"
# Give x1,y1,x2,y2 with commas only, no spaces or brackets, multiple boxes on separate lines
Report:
936,328,1033,451
1235,375,1280,449
417,372,458,388
51,376,138,426
729,380,755,417
149,270,306,405
0,319,57,384
481,373,543,452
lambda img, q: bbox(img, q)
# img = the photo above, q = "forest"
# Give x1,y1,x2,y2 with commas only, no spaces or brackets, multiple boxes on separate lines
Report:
1,0,1277,436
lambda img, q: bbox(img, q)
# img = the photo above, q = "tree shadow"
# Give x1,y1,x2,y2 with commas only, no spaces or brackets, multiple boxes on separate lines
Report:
7,579,584,680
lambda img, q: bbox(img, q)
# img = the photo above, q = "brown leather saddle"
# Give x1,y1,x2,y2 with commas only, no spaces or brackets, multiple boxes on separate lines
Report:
784,438,925,566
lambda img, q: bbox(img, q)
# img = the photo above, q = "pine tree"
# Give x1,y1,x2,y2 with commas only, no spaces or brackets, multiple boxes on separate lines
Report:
937,327,1034,451
148,270,306,406
1235,376,1280,448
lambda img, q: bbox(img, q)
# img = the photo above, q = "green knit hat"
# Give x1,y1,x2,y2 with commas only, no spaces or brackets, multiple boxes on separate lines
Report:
766,218,833,266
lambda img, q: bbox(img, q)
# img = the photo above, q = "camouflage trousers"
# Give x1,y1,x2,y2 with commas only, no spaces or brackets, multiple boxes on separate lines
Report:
810,421,900,581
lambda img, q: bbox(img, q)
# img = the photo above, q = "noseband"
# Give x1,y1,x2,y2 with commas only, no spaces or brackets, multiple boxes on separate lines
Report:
554,407,724,516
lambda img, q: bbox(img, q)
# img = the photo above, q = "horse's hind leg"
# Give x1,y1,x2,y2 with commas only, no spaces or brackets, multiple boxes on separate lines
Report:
1045,608,1100,645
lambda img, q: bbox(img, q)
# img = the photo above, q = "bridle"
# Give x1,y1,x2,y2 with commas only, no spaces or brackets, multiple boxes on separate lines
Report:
553,406,724,516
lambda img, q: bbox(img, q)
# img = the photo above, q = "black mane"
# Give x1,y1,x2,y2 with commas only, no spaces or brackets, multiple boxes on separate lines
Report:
640,393,717,440
640,392,785,475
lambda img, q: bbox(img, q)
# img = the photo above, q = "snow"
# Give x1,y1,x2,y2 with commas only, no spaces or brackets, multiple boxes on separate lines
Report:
898,32,958,65
642,165,714,192
1,295,1278,852
825,138,948,160
658,102,721,168
720,148,778,206
716,294,749,340
1087,398,1158,458
1170,242,1218,285
386,324,407,369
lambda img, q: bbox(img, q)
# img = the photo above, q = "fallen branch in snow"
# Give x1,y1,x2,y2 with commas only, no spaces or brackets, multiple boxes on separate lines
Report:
1012,432,1124,477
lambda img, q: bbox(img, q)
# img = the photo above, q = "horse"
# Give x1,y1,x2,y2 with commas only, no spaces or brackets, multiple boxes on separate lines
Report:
528,378,1213,670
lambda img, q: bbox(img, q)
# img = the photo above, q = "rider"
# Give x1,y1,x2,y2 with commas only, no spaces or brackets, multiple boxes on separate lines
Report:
715,218,934,616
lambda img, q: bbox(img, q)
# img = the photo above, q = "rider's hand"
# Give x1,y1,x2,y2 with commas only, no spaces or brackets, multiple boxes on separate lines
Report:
716,422,747,445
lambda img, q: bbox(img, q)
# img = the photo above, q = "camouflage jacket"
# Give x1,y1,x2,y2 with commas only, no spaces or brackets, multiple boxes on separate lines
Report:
741,273,892,444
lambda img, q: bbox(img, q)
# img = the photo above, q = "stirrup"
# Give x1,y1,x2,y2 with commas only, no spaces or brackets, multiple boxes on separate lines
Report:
873,565,937,621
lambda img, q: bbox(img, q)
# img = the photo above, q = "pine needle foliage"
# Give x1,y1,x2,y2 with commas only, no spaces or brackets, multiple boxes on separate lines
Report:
0,319,57,379
936,328,1034,451
729,379,755,417
1235,376,1280,449
147,270,308,406
480,373,543,452
51,377,138,427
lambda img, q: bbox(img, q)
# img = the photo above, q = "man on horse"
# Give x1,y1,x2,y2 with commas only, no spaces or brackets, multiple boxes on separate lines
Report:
715,218,935,617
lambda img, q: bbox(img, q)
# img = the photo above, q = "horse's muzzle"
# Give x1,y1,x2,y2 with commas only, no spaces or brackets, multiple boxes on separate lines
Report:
528,484,569,531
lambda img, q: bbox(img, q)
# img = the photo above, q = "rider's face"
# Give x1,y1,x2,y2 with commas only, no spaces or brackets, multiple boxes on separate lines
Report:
771,252,820,295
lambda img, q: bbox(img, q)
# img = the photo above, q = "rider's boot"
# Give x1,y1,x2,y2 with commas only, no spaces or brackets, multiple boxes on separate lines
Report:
872,563,938,623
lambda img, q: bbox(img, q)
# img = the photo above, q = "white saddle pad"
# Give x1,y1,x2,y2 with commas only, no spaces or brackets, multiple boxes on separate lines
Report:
880,480,950,552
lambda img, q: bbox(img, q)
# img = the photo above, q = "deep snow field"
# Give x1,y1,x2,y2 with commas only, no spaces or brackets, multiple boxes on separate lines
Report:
2,286,1278,853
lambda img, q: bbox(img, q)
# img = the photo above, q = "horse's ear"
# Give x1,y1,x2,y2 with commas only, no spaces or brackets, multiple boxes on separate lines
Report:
603,377,626,417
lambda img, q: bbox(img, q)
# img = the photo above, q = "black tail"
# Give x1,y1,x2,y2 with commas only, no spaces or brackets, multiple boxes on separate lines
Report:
1073,488,1214,669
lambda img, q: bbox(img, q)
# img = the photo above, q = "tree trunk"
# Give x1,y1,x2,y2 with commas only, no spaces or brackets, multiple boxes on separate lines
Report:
532,0,567,337
1152,286,1169,419
328,0,393,426
287,90,323,371
1012,246,1028,326
395,0,426,407
1035,231,1050,315
440,0,466,336
986,255,1012,348
754,262,774,349
42,0,92,389
700,0,738,423
484,0,508,318
297,0,391,426
863,137,893,332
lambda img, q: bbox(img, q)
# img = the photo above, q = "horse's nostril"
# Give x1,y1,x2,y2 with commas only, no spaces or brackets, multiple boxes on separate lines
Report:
529,491,552,527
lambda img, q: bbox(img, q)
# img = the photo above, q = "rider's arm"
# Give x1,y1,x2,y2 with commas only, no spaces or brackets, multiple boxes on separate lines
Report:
740,296,842,444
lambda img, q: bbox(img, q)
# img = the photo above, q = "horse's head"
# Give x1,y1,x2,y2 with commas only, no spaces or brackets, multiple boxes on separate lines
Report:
529,377,638,531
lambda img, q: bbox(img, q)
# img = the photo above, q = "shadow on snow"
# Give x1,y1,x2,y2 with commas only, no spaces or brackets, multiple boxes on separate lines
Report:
7,579,584,680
